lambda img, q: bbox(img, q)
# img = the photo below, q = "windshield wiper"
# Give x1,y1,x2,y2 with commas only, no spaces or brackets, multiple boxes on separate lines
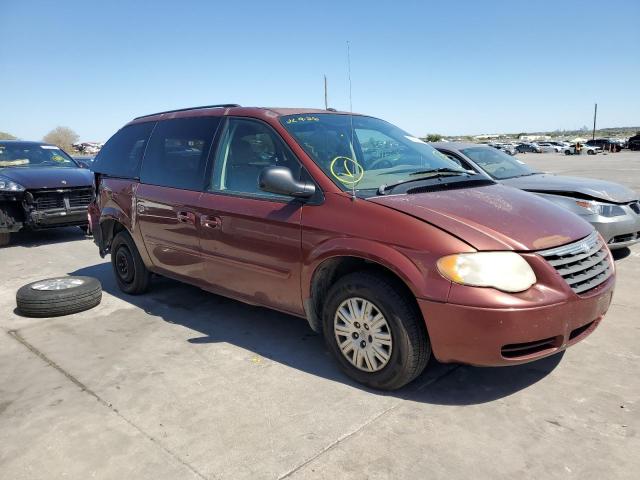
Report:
409,167,474,176
377,168,471,195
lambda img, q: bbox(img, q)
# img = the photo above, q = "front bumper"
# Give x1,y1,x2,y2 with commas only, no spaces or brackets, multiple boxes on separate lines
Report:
419,271,615,367
27,207,88,229
589,208,640,249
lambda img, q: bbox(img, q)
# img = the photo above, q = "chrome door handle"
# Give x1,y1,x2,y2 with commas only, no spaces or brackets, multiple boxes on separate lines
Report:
201,215,221,229
177,211,196,224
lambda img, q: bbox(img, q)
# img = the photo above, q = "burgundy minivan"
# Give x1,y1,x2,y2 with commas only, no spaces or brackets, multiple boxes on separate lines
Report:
89,105,615,390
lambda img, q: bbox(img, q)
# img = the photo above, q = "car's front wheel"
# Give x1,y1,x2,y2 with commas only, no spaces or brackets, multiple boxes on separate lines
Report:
111,231,151,294
323,272,430,390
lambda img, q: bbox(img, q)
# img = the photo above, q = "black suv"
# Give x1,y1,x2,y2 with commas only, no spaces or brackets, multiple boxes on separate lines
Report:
586,138,622,152
0,141,93,246
628,134,640,151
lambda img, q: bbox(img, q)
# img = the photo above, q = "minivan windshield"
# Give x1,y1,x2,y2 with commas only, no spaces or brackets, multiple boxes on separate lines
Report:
460,147,539,179
0,143,77,168
280,114,474,195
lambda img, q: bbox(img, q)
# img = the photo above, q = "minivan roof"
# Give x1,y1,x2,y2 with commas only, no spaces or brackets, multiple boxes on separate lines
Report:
126,105,358,126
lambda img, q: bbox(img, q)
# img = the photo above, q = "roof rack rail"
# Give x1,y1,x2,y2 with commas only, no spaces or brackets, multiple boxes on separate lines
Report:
134,104,241,120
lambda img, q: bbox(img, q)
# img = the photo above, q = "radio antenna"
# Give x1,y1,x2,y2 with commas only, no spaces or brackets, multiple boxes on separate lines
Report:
347,41,357,201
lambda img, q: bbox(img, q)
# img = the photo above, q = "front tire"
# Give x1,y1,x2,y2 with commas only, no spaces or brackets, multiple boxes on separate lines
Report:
111,231,151,294
323,272,430,390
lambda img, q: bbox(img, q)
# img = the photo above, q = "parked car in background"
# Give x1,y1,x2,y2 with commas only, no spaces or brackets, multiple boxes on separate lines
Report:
537,142,563,153
0,141,93,246
629,134,640,151
563,143,602,155
515,142,542,153
489,143,516,155
90,105,614,390
586,138,622,152
432,142,640,249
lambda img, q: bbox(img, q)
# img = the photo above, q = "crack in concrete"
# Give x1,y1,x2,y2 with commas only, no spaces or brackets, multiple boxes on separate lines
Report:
278,364,460,479
7,329,211,480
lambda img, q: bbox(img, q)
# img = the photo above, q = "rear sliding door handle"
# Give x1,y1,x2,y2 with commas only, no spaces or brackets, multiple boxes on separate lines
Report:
176,210,196,224
201,215,221,229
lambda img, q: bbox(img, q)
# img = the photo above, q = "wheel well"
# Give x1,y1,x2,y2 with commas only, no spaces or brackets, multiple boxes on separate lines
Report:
307,256,421,333
98,218,126,254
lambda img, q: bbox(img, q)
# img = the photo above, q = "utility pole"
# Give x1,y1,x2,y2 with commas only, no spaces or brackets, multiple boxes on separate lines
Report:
324,75,328,110
592,103,597,140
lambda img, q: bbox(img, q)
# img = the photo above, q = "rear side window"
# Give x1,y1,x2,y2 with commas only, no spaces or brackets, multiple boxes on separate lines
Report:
93,122,155,178
140,116,221,191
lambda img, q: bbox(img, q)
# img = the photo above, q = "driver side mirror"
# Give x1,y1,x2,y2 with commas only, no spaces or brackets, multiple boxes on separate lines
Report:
259,166,315,199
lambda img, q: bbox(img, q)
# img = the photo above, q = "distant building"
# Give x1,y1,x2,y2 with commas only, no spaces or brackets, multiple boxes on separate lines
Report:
473,134,502,140
519,134,551,141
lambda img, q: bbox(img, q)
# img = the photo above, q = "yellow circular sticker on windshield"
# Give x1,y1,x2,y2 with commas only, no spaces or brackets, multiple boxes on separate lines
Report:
51,154,66,163
329,156,364,185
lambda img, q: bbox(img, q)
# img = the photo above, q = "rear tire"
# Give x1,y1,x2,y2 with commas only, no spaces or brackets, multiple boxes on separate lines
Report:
16,276,102,317
111,231,151,294
323,272,430,390
587,149,596,155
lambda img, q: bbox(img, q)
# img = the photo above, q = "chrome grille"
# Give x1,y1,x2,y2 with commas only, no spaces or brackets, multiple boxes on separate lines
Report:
538,231,613,294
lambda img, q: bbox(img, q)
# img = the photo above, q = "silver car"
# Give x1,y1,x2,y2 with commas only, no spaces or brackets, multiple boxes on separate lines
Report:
432,142,640,249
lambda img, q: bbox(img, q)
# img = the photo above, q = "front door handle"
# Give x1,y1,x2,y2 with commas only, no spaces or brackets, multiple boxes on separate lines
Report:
201,215,221,229
176,210,196,224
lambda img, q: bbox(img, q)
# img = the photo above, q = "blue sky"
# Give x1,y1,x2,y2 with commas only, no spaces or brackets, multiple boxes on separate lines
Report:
1,0,638,141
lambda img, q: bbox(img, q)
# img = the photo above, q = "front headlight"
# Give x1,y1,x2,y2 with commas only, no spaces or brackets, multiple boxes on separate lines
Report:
0,176,25,192
437,251,536,293
575,200,625,217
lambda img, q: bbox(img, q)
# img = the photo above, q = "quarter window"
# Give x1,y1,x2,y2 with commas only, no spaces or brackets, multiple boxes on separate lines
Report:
210,118,301,197
93,122,155,178
140,117,221,191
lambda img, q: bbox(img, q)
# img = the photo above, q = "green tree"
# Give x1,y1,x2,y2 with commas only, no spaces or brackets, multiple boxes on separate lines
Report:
42,126,79,152
0,131,17,140
425,134,442,142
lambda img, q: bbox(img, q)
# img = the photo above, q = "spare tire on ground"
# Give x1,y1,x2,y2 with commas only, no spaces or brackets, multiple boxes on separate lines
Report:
16,276,102,318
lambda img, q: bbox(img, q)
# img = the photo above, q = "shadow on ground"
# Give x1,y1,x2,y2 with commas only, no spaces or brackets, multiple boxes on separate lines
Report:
6,227,89,248
70,262,563,405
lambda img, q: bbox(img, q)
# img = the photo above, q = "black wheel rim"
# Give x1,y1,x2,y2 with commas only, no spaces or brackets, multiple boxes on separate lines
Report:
115,247,134,283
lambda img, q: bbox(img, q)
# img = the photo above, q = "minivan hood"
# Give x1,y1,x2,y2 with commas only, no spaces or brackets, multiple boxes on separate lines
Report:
0,167,93,189
503,173,637,203
369,184,593,251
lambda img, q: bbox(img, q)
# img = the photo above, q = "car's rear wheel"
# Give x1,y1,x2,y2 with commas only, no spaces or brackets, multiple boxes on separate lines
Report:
323,272,430,390
564,150,571,155
587,149,596,155
111,231,151,294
